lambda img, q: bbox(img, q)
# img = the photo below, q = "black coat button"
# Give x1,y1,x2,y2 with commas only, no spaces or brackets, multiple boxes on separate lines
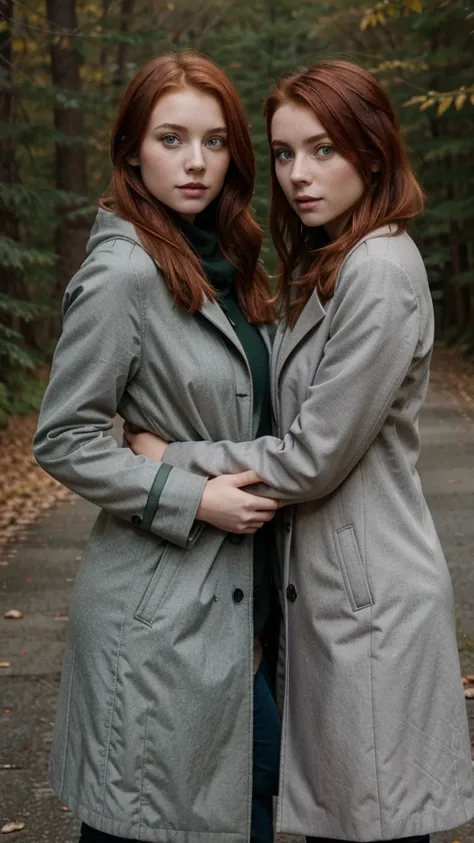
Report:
286,584,297,602
233,588,244,603
284,521,291,533
131,514,142,526
228,534,244,545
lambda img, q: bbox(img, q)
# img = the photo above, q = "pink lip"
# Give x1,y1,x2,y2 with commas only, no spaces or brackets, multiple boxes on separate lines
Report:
177,184,208,199
295,195,322,209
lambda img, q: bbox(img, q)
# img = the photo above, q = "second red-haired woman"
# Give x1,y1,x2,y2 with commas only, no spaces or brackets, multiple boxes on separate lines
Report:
34,52,282,843
127,61,474,842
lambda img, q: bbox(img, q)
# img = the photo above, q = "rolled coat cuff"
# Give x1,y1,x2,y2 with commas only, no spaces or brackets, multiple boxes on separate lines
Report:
146,465,207,548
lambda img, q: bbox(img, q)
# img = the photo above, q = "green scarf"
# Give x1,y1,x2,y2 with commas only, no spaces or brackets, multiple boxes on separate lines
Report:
177,211,236,299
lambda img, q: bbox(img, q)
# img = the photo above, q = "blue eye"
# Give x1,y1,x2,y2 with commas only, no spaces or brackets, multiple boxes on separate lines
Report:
207,137,226,148
275,149,293,162
162,135,180,146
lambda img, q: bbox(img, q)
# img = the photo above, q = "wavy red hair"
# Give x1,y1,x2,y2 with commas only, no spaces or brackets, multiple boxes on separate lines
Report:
265,60,424,325
101,52,273,323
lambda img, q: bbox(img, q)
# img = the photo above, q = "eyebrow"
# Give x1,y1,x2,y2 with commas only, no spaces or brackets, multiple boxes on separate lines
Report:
153,122,228,134
271,132,330,148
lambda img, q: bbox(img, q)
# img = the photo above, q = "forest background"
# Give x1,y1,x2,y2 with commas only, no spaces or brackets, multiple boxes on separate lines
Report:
0,0,473,427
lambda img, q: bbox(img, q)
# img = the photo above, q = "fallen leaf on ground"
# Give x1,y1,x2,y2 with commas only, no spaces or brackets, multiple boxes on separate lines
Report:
0,662,11,669
465,674,474,682
464,688,474,699
0,412,74,549
4,610,23,620
0,822,26,833
59,806,69,812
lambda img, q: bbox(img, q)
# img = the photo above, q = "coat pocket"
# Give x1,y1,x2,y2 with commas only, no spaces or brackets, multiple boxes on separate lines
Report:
134,543,186,625
333,526,373,611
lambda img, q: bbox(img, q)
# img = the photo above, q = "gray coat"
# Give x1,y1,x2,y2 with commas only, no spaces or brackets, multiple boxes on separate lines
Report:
162,227,474,840
34,209,272,842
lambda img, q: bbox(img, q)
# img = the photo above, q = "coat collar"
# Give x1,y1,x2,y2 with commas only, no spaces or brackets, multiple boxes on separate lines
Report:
199,296,272,363
274,225,396,384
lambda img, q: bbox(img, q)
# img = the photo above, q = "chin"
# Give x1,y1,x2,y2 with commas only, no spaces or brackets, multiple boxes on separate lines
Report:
173,200,210,216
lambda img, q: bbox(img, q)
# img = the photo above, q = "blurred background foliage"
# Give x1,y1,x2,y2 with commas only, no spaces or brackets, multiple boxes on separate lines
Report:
0,0,472,425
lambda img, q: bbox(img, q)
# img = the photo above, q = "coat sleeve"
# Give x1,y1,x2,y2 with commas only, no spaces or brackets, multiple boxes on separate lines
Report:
33,243,207,548
163,254,422,503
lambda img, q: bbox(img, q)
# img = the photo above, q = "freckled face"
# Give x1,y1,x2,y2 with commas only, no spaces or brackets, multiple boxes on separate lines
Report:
130,88,231,222
271,103,366,239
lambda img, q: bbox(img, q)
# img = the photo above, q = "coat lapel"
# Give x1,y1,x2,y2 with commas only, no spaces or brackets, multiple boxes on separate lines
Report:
199,297,247,361
275,291,326,386
274,224,396,387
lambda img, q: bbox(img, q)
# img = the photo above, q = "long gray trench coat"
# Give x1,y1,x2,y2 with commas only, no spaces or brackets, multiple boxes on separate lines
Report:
34,209,272,843
161,227,474,841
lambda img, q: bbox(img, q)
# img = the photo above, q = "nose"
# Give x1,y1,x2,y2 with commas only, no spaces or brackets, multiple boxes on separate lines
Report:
185,142,205,174
290,154,311,187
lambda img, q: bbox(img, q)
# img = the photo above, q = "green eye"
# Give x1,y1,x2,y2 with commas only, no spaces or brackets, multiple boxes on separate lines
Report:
317,145,334,158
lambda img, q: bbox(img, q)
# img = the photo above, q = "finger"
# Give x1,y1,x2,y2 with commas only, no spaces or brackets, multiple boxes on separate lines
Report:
228,470,263,487
243,493,279,510
254,510,276,522
124,429,134,443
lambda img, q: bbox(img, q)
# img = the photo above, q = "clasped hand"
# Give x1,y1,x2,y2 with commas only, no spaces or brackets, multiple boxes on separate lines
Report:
124,426,278,534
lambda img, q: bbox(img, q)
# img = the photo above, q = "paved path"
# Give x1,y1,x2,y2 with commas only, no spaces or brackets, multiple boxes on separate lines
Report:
1,381,473,842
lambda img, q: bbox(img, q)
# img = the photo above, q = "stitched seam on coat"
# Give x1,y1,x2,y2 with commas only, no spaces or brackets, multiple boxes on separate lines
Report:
142,464,172,531
369,611,384,838
410,759,454,791
99,557,141,816
246,546,253,843
129,244,145,371
277,607,291,831
138,705,149,832
409,721,458,757
60,647,75,791
129,245,158,435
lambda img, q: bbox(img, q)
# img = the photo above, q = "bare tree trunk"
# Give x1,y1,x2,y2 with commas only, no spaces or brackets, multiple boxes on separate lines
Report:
99,0,110,92
46,0,89,319
115,0,134,89
0,0,37,353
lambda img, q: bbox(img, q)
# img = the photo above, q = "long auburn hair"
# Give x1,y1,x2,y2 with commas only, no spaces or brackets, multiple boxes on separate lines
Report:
265,60,424,326
101,52,273,323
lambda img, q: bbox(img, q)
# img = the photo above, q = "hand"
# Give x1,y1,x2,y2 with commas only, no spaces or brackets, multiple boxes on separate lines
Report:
197,471,279,534
124,426,169,461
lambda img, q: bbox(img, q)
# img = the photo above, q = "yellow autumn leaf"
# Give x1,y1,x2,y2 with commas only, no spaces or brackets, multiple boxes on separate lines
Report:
419,98,435,111
437,97,452,116
404,95,427,106
0,21,8,33
405,0,423,11
455,94,467,110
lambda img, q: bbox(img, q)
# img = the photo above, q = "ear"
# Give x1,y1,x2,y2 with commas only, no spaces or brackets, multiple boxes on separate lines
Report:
127,155,140,166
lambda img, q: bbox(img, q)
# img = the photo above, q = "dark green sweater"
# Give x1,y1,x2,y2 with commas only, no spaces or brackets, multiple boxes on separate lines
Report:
178,212,272,637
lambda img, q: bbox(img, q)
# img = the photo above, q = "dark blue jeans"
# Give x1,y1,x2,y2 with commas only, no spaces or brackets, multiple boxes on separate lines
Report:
79,661,281,843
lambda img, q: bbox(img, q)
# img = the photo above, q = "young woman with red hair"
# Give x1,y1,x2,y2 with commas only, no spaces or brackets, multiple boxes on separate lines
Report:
34,52,282,843
128,60,474,842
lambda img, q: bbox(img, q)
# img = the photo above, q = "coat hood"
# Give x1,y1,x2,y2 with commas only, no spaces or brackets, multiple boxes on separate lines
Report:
86,208,141,255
